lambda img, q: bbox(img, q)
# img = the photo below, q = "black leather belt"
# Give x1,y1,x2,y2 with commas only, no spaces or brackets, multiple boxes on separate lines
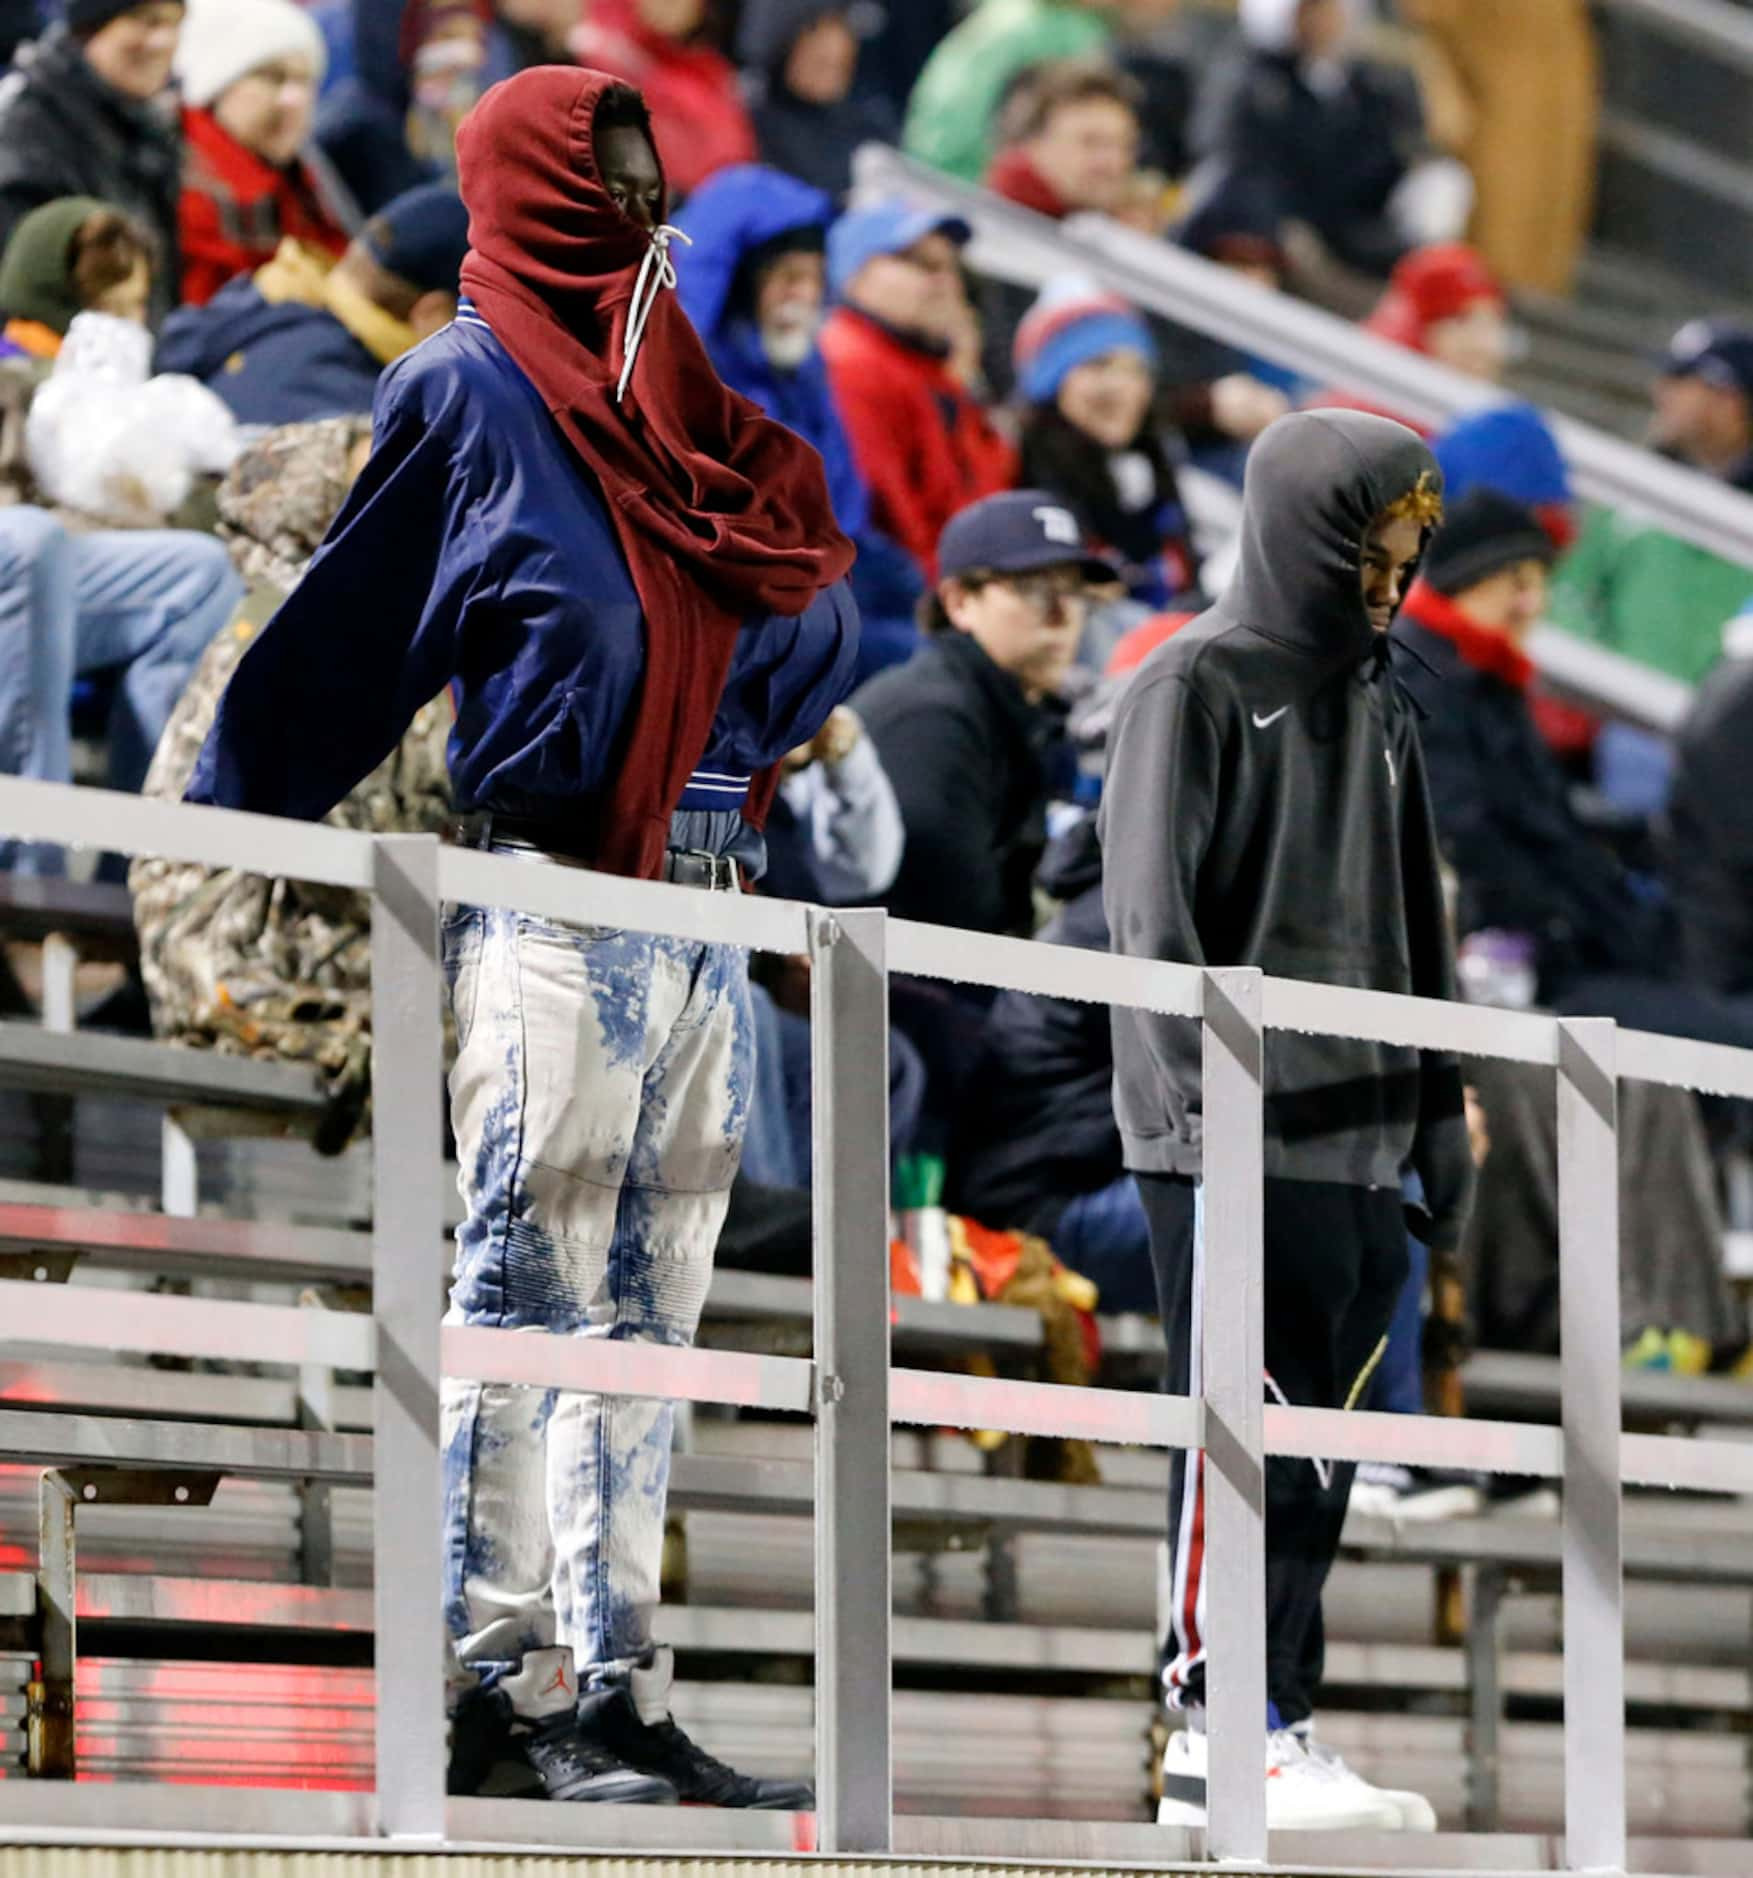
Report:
451,813,743,893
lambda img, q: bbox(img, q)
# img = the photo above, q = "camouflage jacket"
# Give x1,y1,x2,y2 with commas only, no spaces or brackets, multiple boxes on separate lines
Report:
129,416,452,1147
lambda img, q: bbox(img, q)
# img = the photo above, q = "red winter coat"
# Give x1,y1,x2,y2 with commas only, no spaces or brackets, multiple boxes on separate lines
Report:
570,0,756,201
820,306,1017,583
178,107,349,308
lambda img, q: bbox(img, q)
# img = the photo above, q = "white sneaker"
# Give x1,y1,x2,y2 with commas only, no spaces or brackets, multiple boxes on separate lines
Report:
1350,1462,1485,1523
1157,1724,1403,1831
1297,1727,1437,1831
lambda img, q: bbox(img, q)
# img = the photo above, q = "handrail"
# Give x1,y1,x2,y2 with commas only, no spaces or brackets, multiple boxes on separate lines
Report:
4,773,1750,1096
1603,0,1753,75
852,146,1753,570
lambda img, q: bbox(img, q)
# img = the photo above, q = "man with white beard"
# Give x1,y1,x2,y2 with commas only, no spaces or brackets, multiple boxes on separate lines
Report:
676,163,928,679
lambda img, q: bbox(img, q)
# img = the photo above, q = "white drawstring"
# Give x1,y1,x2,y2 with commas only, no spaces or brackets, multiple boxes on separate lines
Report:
616,223,691,407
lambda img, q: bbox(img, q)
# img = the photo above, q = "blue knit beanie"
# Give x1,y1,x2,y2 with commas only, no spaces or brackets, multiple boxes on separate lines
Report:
1434,403,1572,512
1014,275,1156,407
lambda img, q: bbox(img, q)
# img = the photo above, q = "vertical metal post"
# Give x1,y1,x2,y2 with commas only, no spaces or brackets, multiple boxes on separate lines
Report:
297,1291,338,1589
161,1112,199,1218
1466,1564,1504,1833
29,1470,77,1778
809,906,892,1853
369,834,447,1841
1556,1017,1625,1874
1198,966,1267,1862
39,933,76,1035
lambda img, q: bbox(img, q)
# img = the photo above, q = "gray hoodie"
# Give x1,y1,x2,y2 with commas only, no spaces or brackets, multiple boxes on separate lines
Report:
1099,410,1473,1248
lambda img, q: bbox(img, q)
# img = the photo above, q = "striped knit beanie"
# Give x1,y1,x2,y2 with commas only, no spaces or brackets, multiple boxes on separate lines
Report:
1013,275,1156,407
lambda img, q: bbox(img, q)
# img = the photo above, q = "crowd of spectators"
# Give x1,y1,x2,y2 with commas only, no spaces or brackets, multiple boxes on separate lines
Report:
0,0,1750,1482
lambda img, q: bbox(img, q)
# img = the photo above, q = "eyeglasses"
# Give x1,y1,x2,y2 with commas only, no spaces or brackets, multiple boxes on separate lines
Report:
996,571,1088,616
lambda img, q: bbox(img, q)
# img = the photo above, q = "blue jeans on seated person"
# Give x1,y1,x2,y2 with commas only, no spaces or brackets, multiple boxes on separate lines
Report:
0,507,240,870
741,978,929,1190
1052,1174,1159,1313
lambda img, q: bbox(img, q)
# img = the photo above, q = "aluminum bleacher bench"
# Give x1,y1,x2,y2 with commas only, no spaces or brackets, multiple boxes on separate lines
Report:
0,1020,326,1115
18,1199,1753,1435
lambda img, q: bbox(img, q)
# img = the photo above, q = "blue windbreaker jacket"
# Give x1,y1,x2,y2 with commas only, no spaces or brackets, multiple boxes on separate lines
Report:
187,300,861,829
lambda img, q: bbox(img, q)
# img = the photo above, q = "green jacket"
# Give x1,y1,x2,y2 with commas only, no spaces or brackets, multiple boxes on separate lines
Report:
1546,503,1753,684
903,0,1111,183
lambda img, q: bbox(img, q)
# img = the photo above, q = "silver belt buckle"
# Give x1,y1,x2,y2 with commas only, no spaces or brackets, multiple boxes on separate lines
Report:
675,848,737,892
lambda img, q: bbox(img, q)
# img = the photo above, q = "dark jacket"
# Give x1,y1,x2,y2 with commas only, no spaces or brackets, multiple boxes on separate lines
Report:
1100,410,1472,1245
854,629,1068,936
1663,636,1753,998
736,0,899,204
188,300,859,828
155,273,383,425
1019,405,1197,608
1393,580,1661,990
951,821,1121,1235
1192,45,1423,277
0,29,182,320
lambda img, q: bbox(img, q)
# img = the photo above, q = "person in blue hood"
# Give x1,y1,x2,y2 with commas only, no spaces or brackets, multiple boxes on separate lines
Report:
675,162,922,679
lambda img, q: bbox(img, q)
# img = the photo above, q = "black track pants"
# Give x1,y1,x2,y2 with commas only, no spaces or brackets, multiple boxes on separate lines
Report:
1140,1171,1408,1726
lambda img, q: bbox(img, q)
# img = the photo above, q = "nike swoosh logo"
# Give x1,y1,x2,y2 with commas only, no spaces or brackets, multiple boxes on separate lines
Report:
1252,707,1289,728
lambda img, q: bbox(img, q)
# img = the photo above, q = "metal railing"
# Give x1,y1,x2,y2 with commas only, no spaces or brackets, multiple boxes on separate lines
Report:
853,145,1753,572
4,772,1753,1875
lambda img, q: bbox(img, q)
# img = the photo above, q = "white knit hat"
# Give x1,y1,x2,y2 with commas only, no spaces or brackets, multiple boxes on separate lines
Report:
174,0,329,110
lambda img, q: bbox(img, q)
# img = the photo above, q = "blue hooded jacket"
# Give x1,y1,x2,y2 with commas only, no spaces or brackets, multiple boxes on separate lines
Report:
674,166,868,539
187,301,860,836
674,164,922,679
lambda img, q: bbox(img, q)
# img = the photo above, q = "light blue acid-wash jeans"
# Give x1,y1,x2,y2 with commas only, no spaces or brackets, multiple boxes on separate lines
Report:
0,509,241,862
439,891,754,1719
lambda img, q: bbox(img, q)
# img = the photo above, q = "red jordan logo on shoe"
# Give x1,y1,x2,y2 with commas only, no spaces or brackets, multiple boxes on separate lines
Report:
540,1662,570,1699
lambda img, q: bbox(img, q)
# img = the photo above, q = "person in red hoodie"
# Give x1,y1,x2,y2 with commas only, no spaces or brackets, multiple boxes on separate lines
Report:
570,0,755,200
1313,242,1509,434
174,0,350,308
820,199,1016,583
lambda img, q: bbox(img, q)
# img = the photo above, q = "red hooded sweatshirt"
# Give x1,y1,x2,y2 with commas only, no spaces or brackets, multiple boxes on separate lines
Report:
455,67,853,879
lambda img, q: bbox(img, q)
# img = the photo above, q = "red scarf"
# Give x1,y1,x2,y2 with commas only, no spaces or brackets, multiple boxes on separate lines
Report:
455,67,854,879
1400,578,1533,691
984,146,1069,220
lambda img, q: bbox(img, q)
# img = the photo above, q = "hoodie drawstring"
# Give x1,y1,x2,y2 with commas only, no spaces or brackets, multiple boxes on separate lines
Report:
617,223,691,407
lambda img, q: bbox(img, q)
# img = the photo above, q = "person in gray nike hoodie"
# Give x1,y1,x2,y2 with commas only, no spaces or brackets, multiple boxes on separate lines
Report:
1102,409,1475,1820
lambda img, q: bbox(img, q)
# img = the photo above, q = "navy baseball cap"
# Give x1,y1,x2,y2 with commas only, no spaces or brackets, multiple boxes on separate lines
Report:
938,490,1119,584
1658,318,1753,402
363,183,472,296
827,198,972,301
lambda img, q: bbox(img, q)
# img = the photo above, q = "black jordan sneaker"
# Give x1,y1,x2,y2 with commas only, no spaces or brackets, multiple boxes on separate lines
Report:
574,1685,815,1809
519,1709,680,1804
